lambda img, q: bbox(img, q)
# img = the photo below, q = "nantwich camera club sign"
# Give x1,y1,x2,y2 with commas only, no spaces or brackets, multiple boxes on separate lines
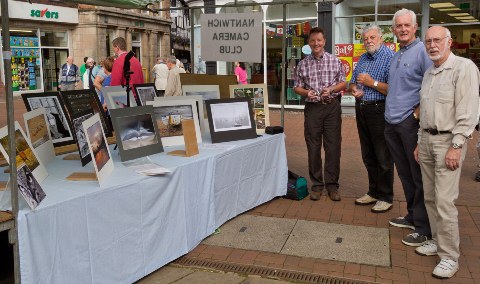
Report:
201,13,263,63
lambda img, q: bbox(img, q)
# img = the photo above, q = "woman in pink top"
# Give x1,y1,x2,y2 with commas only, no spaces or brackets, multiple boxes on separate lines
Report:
234,62,248,84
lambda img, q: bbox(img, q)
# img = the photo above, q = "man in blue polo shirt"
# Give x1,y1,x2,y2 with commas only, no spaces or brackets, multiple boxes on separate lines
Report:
350,25,395,213
385,9,433,247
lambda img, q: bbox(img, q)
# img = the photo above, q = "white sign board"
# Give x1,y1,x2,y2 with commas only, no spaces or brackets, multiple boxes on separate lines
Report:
200,13,263,63
2,1,79,24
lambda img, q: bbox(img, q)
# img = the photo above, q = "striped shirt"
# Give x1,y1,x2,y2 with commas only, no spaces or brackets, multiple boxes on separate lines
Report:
294,52,346,103
350,44,394,101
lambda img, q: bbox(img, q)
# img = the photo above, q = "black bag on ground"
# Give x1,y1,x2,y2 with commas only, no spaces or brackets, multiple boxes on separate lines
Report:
285,170,308,200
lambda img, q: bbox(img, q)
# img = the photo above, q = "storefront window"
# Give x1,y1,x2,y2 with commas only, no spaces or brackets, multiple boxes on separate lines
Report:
40,31,68,47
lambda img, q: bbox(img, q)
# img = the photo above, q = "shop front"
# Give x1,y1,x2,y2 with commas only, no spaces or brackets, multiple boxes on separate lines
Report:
0,1,78,95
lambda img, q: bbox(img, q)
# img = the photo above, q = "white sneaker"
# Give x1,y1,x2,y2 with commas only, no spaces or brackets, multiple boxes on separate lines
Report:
415,240,438,256
371,201,393,213
432,259,459,279
355,194,377,205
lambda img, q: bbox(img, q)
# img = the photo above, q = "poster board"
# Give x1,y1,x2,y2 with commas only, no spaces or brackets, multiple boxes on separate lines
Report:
23,107,55,166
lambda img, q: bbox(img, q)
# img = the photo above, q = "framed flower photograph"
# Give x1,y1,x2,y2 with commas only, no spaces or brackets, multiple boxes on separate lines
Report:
133,83,158,106
103,86,137,110
146,99,202,147
229,83,270,134
82,114,114,186
110,105,164,162
205,98,257,143
23,107,55,166
21,92,75,147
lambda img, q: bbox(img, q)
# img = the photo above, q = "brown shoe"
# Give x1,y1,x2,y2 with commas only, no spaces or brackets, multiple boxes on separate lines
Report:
328,190,341,201
309,191,321,201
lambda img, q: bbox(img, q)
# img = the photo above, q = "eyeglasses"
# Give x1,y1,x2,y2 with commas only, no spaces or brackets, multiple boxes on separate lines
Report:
425,36,449,46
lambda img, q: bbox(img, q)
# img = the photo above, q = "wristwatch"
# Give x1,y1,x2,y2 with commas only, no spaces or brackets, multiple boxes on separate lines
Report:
452,143,463,149
373,81,379,88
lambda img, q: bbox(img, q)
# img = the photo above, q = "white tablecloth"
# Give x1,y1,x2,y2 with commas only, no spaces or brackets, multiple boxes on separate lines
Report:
13,133,287,284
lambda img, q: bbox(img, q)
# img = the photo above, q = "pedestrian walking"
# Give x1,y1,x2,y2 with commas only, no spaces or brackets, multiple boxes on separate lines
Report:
58,56,80,91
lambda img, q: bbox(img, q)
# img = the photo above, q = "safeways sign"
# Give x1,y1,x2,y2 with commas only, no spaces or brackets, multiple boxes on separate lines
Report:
200,13,263,63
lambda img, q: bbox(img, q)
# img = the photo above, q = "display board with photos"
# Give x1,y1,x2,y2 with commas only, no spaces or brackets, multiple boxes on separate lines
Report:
205,98,257,143
60,90,112,138
16,165,46,210
71,109,95,166
110,105,164,162
229,84,270,134
103,86,137,110
147,99,202,147
23,107,55,166
21,92,75,147
82,114,114,186
0,121,49,183
133,83,158,106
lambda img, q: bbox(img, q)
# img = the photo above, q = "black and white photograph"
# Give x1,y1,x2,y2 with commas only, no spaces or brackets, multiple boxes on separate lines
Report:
211,101,251,132
22,92,74,146
72,110,94,166
117,114,157,150
133,84,157,106
103,86,136,110
17,165,46,210
154,105,194,138
182,85,220,102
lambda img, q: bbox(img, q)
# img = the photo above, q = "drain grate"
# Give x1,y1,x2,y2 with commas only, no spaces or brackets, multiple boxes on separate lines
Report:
173,256,373,284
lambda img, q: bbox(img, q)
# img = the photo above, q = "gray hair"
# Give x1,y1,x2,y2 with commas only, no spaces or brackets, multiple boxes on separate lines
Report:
166,55,177,64
392,8,417,27
362,25,383,38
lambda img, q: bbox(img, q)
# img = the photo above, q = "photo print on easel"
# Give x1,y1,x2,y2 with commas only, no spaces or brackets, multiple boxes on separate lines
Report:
21,92,75,147
60,89,112,137
82,114,114,186
71,109,95,166
182,85,220,119
206,98,257,143
229,84,270,134
133,83,158,106
17,165,46,210
103,86,137,110
23,107,55,166
0,121,49,183
110,106,164,162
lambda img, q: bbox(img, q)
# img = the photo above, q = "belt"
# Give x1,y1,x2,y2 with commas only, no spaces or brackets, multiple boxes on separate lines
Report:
358,99,385,105
308,96,339,105
423,128,451,135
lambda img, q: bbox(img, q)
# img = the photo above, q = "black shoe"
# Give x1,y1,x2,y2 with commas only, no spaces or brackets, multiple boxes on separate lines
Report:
389,216,415,230
402,233,428,247
475,171,480,182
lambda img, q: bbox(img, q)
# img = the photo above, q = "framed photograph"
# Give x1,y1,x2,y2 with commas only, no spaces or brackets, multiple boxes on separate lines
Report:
71,109,95,166
0,121,49,183
82,114,114,186
60,89,112,138
21,92,75,147
110,106,164,162
146,99,202,147
17,165,46,210
182,85,220,118
23,107,55,166
229,84,270,134
133,83,158,106
103,86,137,110
205,98,257,143
152,95,206,135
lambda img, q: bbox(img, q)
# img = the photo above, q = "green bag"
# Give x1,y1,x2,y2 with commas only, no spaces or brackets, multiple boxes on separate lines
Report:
285,170,308,200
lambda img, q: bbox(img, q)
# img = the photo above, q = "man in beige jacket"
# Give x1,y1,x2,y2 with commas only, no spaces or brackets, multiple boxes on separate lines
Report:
164,56,186,96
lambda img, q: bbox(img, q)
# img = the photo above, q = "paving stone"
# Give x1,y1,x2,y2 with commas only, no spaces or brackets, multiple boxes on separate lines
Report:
136,266,195,283
173,270,246,284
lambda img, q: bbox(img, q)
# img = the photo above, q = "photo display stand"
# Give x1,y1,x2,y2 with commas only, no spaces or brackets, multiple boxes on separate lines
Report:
167,119,199,157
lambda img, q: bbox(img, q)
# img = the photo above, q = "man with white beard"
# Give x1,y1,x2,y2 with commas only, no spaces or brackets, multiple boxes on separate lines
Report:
414,26,479,279
350,25,395,213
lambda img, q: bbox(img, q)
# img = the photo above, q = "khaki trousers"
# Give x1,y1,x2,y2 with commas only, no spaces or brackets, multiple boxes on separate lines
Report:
418,132,466,261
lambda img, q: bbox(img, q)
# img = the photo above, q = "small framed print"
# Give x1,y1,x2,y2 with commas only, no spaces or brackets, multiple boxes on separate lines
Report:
82,114,114,186
205,98,257,143
229,83,270,134
71,109,95,166
60,89,112,138
23,107,55,166
21,92,75,147
0,121,49,183
133,83,158,106
146,99,202,147
17,165,46,210
110,105,164,162
103,86,137,110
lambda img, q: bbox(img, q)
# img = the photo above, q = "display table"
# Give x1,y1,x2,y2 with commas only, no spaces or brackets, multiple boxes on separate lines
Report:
13,134,287,284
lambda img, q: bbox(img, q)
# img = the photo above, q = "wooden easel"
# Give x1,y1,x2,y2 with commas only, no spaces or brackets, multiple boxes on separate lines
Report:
167,119,199,157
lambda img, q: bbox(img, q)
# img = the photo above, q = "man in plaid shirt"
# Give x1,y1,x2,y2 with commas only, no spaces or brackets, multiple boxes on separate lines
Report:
350,25,394,213
294,27,346,202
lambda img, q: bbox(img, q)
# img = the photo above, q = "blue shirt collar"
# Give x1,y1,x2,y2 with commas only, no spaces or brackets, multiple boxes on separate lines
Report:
400,38,420,50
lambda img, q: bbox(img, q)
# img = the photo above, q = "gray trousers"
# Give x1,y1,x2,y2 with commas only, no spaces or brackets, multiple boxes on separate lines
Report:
60,83,76,91
418,132,465,261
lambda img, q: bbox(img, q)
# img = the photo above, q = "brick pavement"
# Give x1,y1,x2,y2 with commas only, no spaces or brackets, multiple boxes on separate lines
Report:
184,109,480,284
